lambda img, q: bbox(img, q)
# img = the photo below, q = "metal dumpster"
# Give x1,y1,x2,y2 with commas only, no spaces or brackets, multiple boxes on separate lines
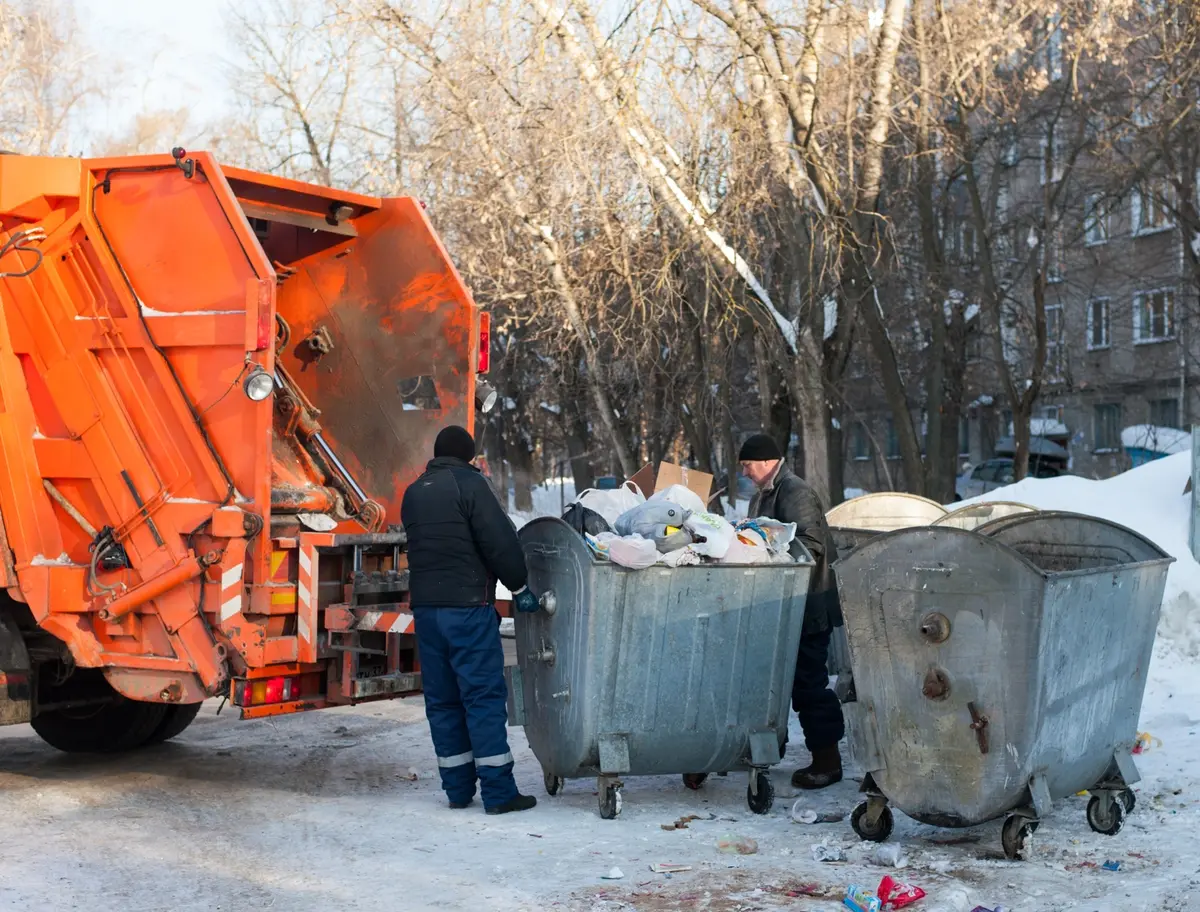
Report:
835,512,1173,859
507,517,814,818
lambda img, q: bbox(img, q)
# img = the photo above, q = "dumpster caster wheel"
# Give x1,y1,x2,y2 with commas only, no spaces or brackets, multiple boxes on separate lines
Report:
1087,794,1126,836
851,801,894,842
599,784,622,820
543,770,564,796
1118,788,1136,814
746,771,774,815
1001,815,1039,860
682,773,708,791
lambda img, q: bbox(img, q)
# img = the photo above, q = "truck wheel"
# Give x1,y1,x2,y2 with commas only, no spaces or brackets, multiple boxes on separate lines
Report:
32,696,167,753
144,703,203,745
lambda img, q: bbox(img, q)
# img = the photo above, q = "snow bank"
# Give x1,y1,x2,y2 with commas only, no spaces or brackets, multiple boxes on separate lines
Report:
965,452,1200,656
1121,424,1191,455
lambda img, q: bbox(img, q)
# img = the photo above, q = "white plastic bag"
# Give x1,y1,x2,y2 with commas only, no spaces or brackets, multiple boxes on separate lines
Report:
603,533,659,570
720,530,771,564
683,511,736,559
738,518,797,553
649,483,706,516
576,481,645,525
658,545,702,567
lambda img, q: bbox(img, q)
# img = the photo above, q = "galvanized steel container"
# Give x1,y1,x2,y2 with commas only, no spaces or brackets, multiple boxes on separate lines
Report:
826,492,948,531
507,517,814,818
835,512,1172,858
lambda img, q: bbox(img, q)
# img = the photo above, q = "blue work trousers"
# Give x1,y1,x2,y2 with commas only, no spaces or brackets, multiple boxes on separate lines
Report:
413,605,518,809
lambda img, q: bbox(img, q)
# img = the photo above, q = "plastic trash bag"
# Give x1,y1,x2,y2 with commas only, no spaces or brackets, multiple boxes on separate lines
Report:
683,511,736,559
575,481,645,525
614,501,691,538
720,530,771,564
593,532,658,569
562,502,613,537
649,483,707,515
658,545,702,567
738,518,797,552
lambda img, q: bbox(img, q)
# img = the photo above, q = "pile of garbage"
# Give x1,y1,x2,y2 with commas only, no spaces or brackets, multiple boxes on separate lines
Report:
562,480,797,570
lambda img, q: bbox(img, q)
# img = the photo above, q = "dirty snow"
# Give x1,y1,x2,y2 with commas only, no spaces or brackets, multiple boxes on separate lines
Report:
3,460,1197,910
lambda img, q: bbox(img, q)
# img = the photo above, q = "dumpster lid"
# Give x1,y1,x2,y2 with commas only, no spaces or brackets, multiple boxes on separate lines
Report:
976,511,1171,571
934,501,1037,531
826,492,948,532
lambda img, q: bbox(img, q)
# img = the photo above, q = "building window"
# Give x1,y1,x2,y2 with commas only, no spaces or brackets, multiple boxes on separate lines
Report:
885,419,900,460
1000,125,1019,167
1041,405,1064,423
1133,289,1176,343
1133,180,1174,234
851,423,870,461
1087,297,1110,350
1046,226,1065,282
955,218,977,265
1001,409,1014,437
1149,398,1180,429
1041,124,1064,185
1039,14,1064,82
959,417,971,457
966,331,982,363
1045,303,1065,381
1094,403,1122,452
1084,193,1110,245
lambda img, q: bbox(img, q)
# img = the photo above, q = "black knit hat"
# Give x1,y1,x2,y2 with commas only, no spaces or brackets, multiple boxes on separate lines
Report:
738,433,783,462
434,425,477,462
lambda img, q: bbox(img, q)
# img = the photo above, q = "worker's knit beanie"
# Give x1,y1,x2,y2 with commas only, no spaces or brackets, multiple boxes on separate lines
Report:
434,425,478,462
738,433,783,462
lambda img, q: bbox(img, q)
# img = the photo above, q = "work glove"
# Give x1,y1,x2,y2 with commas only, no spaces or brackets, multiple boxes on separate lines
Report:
513,586,540,614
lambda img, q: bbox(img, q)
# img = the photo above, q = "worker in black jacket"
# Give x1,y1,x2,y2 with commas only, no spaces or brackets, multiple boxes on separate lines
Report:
401,425,540,814
740,433,846,789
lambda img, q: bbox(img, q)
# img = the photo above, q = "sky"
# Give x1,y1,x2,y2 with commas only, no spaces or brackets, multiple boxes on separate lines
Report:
74,0,236,142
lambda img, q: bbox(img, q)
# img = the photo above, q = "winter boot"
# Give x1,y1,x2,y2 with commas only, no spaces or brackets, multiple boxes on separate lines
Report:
791,745,843,790
485,793,538,815
448,798,474,809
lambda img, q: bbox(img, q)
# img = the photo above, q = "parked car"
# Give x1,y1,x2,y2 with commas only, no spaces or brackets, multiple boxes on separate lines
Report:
955,457,1064,500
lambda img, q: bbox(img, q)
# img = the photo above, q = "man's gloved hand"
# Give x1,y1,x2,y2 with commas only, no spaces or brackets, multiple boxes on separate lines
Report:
513,586,540,613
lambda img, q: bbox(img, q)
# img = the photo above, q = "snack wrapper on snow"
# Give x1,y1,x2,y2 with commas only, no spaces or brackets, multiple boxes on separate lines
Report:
576,481,645,525
844,884,882,912
877,875,925,909
683,511,736,559
649,483,707,515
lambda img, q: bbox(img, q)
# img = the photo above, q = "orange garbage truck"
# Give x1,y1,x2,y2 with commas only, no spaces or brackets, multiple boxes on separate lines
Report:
0,149,496,750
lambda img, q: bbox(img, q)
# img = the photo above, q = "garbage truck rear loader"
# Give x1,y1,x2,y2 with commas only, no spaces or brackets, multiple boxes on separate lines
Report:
0,150,492,750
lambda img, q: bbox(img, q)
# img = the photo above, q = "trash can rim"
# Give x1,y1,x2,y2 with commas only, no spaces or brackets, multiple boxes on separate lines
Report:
933,500,1039,526
518,515,815,567
826,491,949,530
831,513,1174,577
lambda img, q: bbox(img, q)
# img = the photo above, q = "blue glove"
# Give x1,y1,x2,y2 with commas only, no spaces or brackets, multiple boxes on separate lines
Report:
513,586,540,613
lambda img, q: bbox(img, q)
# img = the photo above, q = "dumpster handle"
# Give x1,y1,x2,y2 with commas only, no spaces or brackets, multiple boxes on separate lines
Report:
539,590,558,616
967,702,990,754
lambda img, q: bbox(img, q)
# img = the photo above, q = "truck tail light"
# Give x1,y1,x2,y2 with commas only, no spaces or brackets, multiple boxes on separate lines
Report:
232,675,301,707
478,311,491,374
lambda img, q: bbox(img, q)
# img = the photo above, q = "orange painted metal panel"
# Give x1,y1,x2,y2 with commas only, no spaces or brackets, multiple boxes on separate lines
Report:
0,151,481,717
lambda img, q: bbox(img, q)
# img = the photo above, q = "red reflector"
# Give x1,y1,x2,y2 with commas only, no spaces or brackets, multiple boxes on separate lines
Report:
478,312,491,374
265,677,284,703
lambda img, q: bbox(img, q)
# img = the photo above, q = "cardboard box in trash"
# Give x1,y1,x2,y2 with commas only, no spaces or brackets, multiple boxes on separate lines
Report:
627,461,714,506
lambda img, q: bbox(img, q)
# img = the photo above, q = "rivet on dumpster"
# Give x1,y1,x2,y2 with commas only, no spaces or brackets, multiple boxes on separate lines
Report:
832,509,1173,859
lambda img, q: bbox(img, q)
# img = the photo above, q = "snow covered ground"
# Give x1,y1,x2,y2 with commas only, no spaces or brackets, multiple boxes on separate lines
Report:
2,459,1197,911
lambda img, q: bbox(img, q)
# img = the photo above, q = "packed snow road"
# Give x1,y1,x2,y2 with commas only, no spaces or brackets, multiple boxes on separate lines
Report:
1,648,1196,912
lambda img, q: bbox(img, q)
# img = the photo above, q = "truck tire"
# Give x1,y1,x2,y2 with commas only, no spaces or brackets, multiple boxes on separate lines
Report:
31,696,168,753
144,702,202,745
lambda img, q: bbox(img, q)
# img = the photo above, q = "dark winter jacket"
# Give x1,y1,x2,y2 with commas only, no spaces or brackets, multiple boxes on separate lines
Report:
749,463,844,636
401,456,528,608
